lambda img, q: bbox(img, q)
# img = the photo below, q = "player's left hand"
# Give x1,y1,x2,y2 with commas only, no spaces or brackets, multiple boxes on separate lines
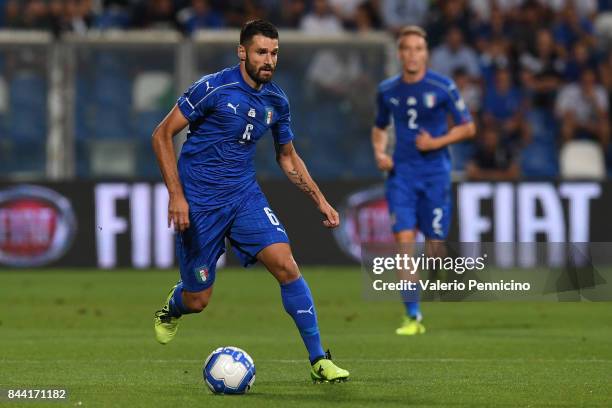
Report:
318,201,340,228
416,129,441,151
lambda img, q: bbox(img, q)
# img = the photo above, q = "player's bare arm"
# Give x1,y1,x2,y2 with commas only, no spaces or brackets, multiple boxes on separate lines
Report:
275,141,339,228
415,121,476,152
151,104,190,232
371,126,394,171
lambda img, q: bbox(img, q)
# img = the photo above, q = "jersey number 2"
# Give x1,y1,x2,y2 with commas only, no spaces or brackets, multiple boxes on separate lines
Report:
432,207,443,236
407,109,418,129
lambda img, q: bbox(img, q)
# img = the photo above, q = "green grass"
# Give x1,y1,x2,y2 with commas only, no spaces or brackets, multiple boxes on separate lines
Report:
1,267,611,407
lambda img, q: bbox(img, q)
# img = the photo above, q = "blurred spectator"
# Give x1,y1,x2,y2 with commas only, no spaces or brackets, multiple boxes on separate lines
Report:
483,67,530,146
300,0,343,34
352,2,379,32
472,7,512,52
307,50,365,98
132,0,178,30
326,0,376,32
453,67,481,115
519,28,565,109
220,0,265,28
469,0,526,21
426,0,475,46
600,52,612,115
551,1,596,49
555,69,610,146
510,0,552,56
430,26,480,79
540,0,598,19
276,0,306,28
64,0,94,34
3,0,18,27
177,0,224,34
380,0,429,35
95,0,132,29
466,125,520,180
329,0,363,27
48,0,66,34
600,51,612,172
563,40,597,81
257,0,284,26
17,0,51,30
478,37,511,87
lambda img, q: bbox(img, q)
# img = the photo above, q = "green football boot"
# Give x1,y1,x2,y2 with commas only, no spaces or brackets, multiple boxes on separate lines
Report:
310,350,350,383
154,285,181,345
395,316,426,336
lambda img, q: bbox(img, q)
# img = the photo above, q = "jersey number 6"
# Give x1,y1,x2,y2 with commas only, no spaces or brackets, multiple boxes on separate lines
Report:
242,124,254,141
264,207,280,225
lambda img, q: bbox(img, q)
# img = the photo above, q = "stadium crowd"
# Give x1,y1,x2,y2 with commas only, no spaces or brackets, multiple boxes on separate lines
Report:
1,0,611,179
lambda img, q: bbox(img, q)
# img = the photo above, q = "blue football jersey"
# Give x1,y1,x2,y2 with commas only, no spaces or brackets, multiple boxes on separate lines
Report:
176,65,294,211
375,70,472,177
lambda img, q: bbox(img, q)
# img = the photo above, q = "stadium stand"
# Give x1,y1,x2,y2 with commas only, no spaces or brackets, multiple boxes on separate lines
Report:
0,0,611,180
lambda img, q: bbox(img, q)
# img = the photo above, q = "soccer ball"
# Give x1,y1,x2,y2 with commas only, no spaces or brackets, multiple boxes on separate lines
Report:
203,346,256,395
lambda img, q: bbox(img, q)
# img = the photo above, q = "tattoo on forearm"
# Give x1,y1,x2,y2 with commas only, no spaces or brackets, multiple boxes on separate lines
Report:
288,168,316,197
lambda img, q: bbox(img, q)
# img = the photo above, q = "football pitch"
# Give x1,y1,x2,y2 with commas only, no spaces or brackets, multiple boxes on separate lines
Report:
1,267,611,407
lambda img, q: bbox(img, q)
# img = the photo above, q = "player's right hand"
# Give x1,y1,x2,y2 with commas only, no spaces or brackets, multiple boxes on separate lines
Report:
375,153,394,171
168,193,190,232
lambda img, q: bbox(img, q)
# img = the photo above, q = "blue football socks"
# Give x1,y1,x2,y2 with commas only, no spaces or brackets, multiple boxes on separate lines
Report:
401,286,422,321
280,276,325,363
168,282,195,318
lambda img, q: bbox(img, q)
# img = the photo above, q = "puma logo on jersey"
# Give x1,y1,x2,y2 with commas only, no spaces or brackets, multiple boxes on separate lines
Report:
227,102,239,114
296,305,314,315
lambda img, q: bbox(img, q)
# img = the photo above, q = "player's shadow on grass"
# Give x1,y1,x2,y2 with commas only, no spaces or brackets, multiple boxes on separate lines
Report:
247,391,414,406
440,322,534,331
245,379,424,406
246,388,477,407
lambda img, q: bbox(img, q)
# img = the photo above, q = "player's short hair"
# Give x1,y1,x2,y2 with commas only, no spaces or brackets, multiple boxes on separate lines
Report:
397,25,427,46
240,19,279,45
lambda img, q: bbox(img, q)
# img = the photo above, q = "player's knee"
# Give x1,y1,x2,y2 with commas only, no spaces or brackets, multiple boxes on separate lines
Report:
274,257,300,284
395,230,417,244
187,298,208,313
184,292,210,313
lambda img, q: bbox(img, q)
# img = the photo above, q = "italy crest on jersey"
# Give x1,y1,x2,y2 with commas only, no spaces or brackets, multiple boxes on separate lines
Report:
265,107,274,125
423,92,436,108
195,265,209,283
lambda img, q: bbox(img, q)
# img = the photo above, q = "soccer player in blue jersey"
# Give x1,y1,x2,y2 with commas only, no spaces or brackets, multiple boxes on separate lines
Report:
371,26,476,335
151,20,349,382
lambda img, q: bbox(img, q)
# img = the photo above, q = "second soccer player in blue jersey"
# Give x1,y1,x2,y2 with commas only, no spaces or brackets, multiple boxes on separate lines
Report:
372,26,476,335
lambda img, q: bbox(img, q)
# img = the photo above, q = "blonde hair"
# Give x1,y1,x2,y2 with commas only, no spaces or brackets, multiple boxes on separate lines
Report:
397,26,427,47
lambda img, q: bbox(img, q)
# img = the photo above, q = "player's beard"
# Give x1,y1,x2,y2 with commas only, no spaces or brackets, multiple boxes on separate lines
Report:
245,55,275,85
